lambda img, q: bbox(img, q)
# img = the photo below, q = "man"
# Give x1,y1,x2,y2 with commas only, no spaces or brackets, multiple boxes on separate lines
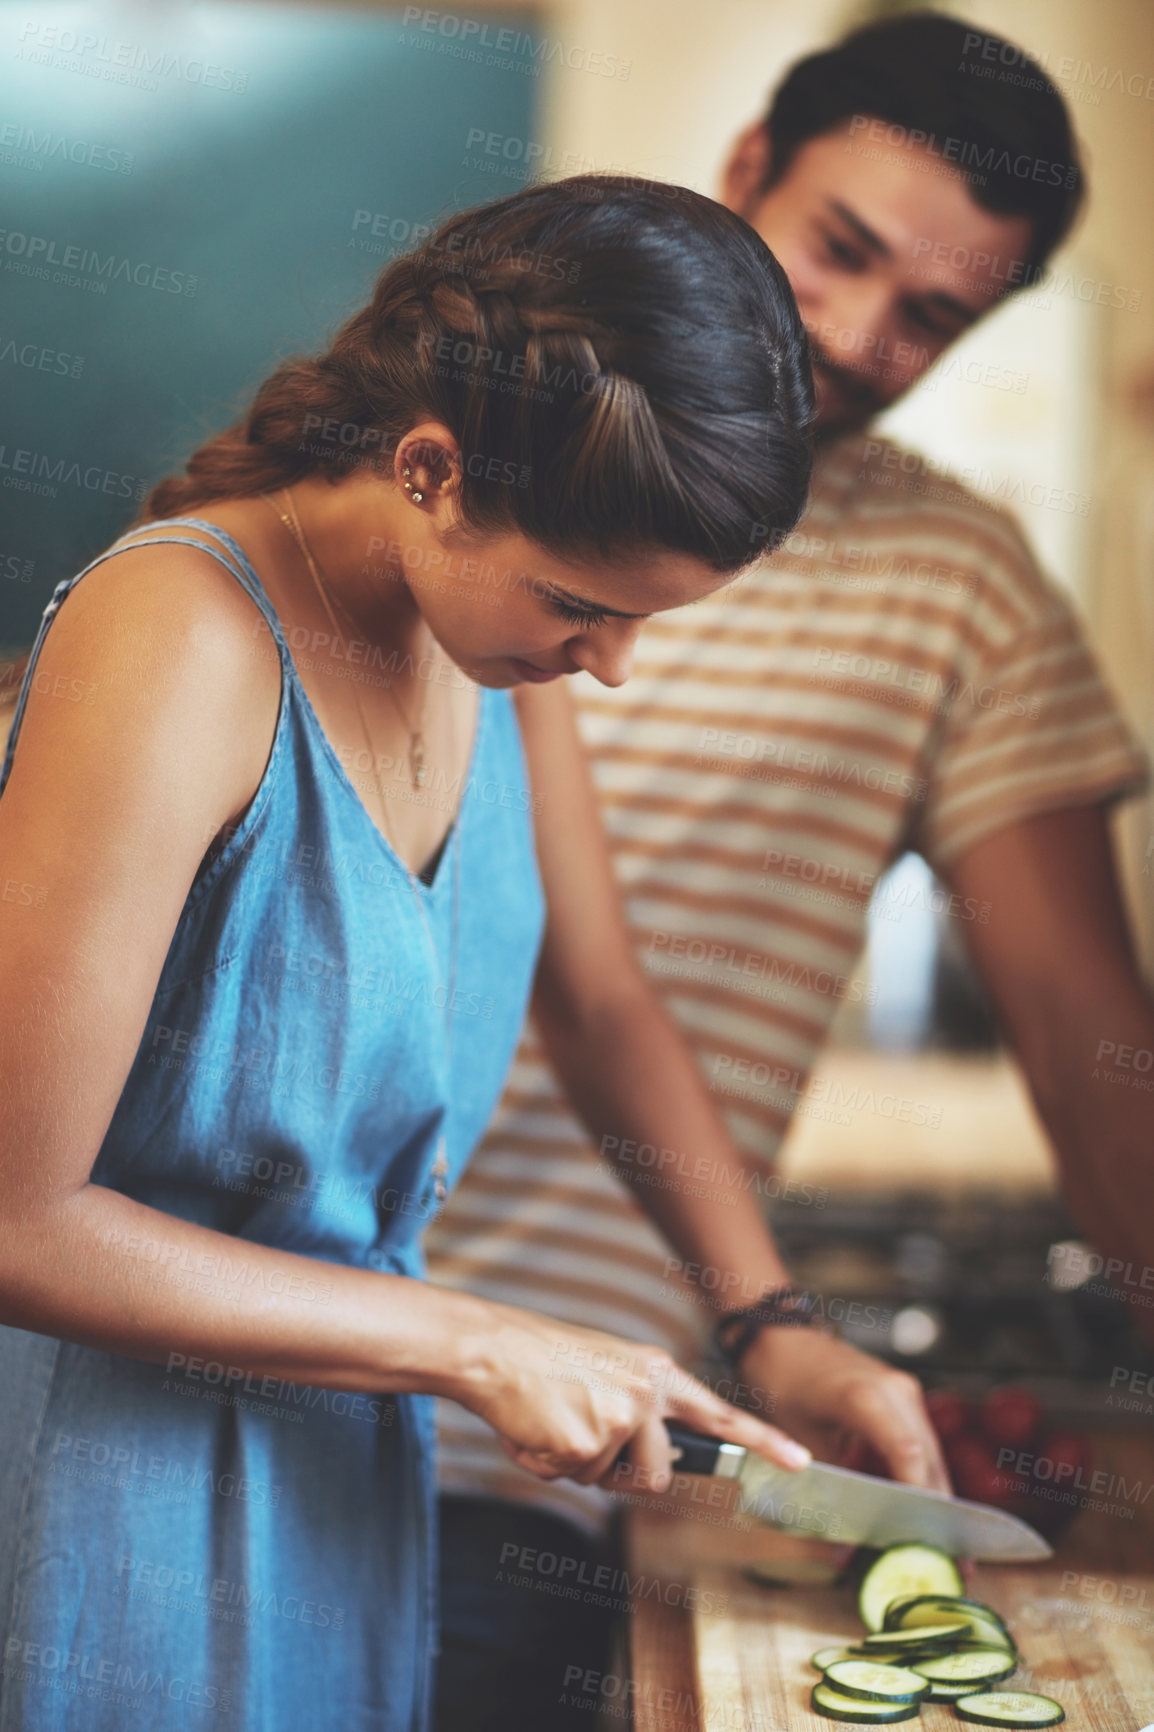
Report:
429,13,1152,1727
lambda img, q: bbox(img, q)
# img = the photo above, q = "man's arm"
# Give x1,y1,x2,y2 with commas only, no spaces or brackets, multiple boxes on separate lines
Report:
943,804,1154,1327
516,679,950,1488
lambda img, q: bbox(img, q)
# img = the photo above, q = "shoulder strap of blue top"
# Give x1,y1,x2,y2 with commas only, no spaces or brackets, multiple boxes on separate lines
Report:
1,516,291,798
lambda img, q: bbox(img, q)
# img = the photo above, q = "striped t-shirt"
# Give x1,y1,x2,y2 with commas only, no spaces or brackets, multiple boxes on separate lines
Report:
425,430,1149,1532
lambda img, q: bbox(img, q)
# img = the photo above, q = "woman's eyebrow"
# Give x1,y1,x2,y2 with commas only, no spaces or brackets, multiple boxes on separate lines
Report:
547,581,646,620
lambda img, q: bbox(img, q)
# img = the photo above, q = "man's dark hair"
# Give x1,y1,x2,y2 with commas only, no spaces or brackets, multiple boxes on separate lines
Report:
763,12,1084,277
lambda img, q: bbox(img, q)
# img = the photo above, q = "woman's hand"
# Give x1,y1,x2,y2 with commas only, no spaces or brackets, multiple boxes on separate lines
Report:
445,1302,813,1492
737,1325,951,1493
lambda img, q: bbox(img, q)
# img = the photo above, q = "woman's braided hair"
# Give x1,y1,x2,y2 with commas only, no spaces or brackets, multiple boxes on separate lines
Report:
138,174,813,572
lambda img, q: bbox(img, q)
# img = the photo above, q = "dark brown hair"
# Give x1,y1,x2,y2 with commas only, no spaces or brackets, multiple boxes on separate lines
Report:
762,14,1083,281
139,174,812,571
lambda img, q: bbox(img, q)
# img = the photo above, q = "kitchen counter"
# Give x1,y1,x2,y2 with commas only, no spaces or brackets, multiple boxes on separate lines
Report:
623,1428,1154,1731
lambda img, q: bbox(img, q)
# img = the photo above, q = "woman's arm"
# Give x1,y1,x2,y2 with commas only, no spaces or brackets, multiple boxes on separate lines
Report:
517,679,949,1489
0,547,796,1492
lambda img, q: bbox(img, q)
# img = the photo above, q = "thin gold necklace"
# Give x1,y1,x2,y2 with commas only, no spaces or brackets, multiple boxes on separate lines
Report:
272,488,433,791
259,485,459,1208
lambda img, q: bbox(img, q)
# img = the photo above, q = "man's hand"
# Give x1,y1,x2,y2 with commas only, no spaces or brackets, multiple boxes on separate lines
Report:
738,1325,951,1492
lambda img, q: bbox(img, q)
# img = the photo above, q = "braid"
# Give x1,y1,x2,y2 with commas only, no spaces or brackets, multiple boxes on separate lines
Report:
138,174,812,571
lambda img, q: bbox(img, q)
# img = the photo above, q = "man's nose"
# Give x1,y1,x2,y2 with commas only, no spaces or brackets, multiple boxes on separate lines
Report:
811,281,896,368
569,618,644,688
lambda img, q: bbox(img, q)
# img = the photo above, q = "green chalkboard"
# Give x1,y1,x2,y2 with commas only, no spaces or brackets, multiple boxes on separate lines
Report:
0,2,542,645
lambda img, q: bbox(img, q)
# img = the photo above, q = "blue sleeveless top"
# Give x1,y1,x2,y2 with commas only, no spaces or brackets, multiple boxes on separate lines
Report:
0,518,546,1732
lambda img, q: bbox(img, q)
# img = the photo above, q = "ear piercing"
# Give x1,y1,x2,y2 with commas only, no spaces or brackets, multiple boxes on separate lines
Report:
402,464,424,505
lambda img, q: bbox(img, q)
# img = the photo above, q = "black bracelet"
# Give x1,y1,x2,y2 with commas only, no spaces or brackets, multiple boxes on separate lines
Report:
712,1285,820,1368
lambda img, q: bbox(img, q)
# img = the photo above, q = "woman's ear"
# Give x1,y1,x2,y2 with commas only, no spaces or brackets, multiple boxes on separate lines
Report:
718,121,773,220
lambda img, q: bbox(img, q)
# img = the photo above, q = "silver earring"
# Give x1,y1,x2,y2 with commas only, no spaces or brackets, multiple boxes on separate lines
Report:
402,464,424,505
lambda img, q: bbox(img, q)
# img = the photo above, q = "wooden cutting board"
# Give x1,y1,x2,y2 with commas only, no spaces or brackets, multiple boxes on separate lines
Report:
689,1563,1154,1732
626,1429,1154,1732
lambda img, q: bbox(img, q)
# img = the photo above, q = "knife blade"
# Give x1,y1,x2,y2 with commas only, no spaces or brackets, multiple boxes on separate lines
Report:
662,1424,1052,1560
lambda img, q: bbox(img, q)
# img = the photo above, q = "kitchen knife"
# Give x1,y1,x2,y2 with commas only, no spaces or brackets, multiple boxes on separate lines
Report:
653,1424,1052,1560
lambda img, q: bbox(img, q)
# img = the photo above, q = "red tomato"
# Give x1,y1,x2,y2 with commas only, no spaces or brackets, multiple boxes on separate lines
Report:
945,1435,992,1476
980,1386,1042,1451
1037,1430,1090,1482
943,1435,1021,1506
925,1389,970,1442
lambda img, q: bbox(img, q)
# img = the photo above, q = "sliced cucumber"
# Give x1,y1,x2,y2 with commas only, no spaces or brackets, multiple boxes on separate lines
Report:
860,1623,971,1650
813,1647,861,1672
858,1545,965,1633
957,1623,1017,1656
847,1646,944,1663
884,1595,1014,1652
811,1684,922,1723
913,1649,1016,1686
925,1682,982,1703
823,1661,930,1703
953,1691,1065,1727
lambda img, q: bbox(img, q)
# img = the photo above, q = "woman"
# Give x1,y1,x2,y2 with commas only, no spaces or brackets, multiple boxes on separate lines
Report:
0,176,928,1732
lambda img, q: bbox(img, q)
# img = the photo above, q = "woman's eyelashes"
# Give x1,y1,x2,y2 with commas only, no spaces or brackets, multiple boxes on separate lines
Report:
547,594,609,630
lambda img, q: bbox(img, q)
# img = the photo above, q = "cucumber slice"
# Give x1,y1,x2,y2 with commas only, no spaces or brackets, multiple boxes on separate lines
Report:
811,1684,923,1723
883,1595,1015,1653
925,1682,982,1703
858,1545,965,1632
913,1650,1017,1686
860,1623,971,1649
813,1647,861,1672
953,1691,1065,1726
847,1646,945,1663
824,1662,930,1703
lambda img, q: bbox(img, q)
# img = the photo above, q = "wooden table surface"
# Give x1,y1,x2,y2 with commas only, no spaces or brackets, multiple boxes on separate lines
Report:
625,1429,1154,1732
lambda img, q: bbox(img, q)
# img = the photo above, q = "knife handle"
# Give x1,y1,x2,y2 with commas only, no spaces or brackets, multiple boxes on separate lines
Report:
612,1422,729,1476
664,1422,728,1474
